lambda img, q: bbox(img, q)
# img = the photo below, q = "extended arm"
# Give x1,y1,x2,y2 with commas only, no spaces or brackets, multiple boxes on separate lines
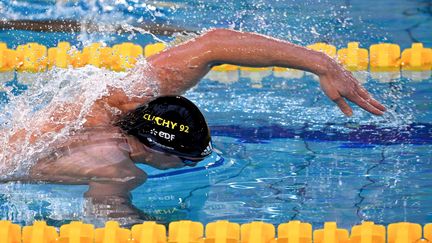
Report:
148,29,386,116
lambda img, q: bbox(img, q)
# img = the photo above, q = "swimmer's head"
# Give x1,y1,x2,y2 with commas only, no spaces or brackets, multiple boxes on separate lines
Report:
117,96,212,163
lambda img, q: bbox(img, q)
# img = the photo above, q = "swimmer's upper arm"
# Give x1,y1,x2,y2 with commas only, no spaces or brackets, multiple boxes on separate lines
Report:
146,34,214,95
147,28,329,95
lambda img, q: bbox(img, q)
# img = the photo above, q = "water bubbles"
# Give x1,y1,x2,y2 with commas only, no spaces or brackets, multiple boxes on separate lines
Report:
310,26,320,39
103,5,114,12
146,4,156,11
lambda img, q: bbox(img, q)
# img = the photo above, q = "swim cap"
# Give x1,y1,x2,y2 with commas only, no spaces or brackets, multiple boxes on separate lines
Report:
117,96,212,159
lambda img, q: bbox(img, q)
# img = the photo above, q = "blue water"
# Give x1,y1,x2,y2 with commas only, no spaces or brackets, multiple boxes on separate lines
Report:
0,0,431,229
135,76,432,228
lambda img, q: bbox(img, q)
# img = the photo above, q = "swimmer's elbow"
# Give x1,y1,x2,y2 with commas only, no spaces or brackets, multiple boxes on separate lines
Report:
95,164,147,186
203,28,236,38
198,29,241,64
201,29,239,46
119,166,147,185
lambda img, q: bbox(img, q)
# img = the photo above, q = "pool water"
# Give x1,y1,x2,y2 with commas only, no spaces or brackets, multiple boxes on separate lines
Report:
0,0,431,229
134,76,432,228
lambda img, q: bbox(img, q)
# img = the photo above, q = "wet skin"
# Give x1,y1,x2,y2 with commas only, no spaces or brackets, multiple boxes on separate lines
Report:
2,29,386,224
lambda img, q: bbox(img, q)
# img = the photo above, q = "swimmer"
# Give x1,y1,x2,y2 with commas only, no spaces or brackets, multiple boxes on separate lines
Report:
1,29,386,224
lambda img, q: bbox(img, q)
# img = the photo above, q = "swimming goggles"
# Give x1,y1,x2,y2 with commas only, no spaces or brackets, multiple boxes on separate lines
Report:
143,143,206,167
179,156,204,167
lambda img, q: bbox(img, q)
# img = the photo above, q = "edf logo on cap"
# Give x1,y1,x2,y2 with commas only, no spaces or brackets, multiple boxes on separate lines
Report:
150,128,175,141
159,131,175,141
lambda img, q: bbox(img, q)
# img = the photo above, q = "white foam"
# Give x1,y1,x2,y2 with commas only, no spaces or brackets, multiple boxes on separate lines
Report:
0,59,160,178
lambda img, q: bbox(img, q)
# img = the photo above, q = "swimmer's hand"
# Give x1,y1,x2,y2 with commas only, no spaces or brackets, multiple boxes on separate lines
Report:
318,59,386,116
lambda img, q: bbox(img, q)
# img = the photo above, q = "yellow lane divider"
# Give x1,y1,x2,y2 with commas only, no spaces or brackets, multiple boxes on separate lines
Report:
337,42,369,71
278,220,312,243
0,220,21,243
16,43,48,73
169,220,204,243
241,221,275,243
95,221,130,243
22,221,57,243
1,220,431,243
307,43,337,59
0,42,431,74
401,43,432,71
350,221,385,243
387,222,422,243
425,223,432,242
144,43,166,58
48,42,72,69
0,43,17,73
59,221,94,243
131,221,166,243
205,220,240,243
112,43,144,71
313,222,349,243
370,43,401,72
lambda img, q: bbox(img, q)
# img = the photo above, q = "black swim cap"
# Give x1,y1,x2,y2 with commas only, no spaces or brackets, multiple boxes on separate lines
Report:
117,96,212,159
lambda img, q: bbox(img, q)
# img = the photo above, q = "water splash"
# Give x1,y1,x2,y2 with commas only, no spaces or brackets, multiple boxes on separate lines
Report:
0,59,160,178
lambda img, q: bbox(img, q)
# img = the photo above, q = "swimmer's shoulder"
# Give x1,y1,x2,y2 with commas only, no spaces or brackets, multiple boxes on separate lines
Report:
95,87,154,115
83,87,153,128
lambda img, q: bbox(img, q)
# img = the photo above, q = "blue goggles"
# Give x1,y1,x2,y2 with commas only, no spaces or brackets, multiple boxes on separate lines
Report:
180,157,204,166
143,142,208,167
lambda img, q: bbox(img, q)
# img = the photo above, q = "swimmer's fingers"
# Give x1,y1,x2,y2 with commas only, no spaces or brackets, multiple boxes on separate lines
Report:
343,72,386,114
345,90,385,116
320,78,353,116
319,59,386,116
334,97,353,117
355,84,387,112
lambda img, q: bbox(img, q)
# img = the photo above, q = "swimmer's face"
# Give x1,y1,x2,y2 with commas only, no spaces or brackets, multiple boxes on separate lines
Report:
142,145,202,170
